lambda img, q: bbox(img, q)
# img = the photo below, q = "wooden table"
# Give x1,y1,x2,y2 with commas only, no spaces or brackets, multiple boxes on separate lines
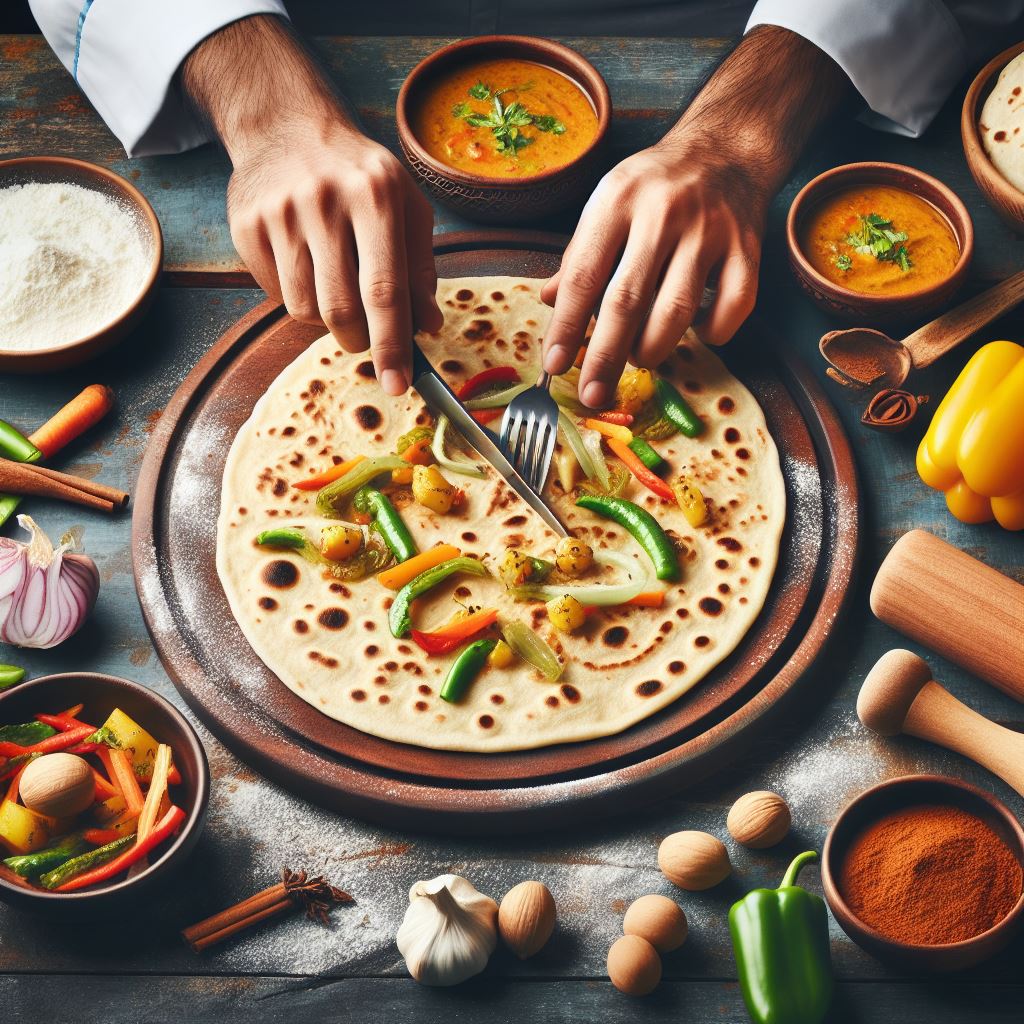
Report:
2,34,1023,1023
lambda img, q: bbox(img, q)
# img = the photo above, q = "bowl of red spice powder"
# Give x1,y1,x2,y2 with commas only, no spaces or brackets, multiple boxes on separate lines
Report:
821,775,1024,970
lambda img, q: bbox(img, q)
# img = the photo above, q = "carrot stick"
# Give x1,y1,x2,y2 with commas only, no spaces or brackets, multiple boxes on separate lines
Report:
95,748,121,799
375,543,461,590
92,767,118,802
27,385,115,460
108,749,144,816
292,455,364,491
623,591,666,609
136,745,171,843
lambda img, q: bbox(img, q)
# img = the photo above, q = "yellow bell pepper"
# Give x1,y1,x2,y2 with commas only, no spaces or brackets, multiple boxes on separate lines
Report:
916,341,1024,530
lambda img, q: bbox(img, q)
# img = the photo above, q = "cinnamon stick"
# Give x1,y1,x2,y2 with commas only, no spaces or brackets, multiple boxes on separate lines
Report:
14,461,129,508
181,868,353,953
0,460,118,513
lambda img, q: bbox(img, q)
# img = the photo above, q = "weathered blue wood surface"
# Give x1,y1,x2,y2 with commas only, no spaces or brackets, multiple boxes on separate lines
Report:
0,33,1022,1024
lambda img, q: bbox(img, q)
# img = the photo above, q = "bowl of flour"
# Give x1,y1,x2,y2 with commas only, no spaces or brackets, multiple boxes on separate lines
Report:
0,157,162,372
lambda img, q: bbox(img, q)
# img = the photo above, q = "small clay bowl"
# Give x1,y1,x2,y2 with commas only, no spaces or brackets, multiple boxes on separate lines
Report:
822,775,1024,971
786,162,973,323
396,35,611,224
962,41,1024,233
0,672,209,916
0,156,163,374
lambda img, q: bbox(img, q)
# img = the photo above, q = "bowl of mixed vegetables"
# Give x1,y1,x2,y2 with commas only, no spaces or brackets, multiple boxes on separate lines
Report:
0,672,209,912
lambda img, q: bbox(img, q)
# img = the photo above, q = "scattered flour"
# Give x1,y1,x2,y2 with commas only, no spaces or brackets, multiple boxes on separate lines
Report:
0,181,151,350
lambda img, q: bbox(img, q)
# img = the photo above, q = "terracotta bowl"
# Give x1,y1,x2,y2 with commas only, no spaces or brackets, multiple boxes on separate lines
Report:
962,41,1024,233
786,162,973,323
821,775,1024,971
0,672,209,916
396,35,611,224
0,156,163,374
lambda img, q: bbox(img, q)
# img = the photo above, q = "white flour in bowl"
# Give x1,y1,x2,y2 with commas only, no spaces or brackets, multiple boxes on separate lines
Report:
0,181,152,351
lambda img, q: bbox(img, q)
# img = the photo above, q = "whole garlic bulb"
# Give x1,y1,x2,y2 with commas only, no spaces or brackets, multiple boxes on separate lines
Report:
396,874,498,986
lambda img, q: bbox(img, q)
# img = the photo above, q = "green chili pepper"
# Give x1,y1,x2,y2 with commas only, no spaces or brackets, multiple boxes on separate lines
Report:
0,720,55,746
439,638,497,703
0,420,42,530
0,665,26,691
353,487,418,563
627,437,667,474
315,456,406,516
395,425,434,456
39,834,134,890
575,494,680,582
389,557,489,638
729,851,833,1024
654,378,704,437
4,834,90,880
254,528,306,550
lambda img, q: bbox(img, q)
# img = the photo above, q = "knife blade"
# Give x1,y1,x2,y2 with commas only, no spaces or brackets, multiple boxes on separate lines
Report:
411,341,568,538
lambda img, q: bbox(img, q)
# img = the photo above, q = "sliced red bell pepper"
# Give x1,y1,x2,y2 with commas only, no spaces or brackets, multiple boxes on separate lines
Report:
56,804,186,892
597,410,635,426
456,366,520,400
83,827,123,846
607,437,675,501
0,723,95,758
470,408,502,425
36,712,95,732
410,608,499,656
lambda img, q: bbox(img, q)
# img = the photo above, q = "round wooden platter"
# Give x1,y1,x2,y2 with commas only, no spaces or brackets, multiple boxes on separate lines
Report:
133,230,858,834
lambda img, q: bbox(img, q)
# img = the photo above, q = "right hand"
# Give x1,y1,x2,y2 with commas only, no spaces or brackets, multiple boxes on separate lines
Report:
226,124,443,396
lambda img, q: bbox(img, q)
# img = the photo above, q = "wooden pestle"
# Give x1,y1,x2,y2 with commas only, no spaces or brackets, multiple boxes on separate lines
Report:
870,530,1024,703
858,649,1024,798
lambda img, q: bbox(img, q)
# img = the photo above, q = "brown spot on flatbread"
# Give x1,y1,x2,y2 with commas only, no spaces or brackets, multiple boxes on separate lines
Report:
739,596,749,604
305,434,318,445
356,360,375,379
364,620,377,632
258,597,277,611
602,626,629,648
749,557,761,567
320,357,331,365
398,644,412,654
668,660,685,674
683,380,701,393
318,608,348,629
440,359,463,373
715,559,729,570
503,515,527,527
474,305,491,314
415,701,429,711
491,291,505,301
455,288,474,301
636,679,662,697
454,585,472,598
724,427,740,443
378,695,390,704
384,660,398,671
355,405,382,430
695,635,710,648
294,620,308,634
560,684,581,703
418,684,432,695
478,714,494,728
351,689,366,701
282,426,296,437
272,478,287,496
659,621,672,635
490,694,505,705
718,537,742,552
308,380,325,396
699,597,723,616
995,129,1008,141
375,674,388,685
262,560,299,588
309,651,338,668
461,532,476,542
366,645,379,656
329,583,351,597
463,319,494,341
545,696,560,708
736,447,750,460
676,608,690,619
718,396,735,414
718,583,731,594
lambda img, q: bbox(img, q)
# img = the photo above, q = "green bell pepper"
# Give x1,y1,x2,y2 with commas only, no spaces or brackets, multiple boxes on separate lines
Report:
729,850,833,1024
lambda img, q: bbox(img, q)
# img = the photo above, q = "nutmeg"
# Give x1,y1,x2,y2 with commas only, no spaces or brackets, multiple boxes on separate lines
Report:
727,791,792,849
623,894,688,953
498,881,556,959
19,752,93,818
607,934,662,996
658,830,731,890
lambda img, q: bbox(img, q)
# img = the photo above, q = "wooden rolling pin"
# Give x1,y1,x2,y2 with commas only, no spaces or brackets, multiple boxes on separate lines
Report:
858,649,1024,798
870,529,1024,703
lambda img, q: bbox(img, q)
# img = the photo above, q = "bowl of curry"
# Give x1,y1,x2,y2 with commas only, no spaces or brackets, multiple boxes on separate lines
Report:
786,162,973,323
397,36,611,223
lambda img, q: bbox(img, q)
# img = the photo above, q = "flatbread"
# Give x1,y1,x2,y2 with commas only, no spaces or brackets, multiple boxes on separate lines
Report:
216,278,785,752
980,52,1024,194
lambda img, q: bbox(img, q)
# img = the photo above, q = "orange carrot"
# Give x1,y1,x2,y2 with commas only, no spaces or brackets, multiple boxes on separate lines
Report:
92,767,118,802
293,455,365,491
400,437,434,465
623,591,666,609
108,748,144,816
376,543,461,590
28,385,114,459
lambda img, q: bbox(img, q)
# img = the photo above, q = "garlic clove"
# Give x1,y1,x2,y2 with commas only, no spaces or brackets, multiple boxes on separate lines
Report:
397,873,498,986
498,880,556,959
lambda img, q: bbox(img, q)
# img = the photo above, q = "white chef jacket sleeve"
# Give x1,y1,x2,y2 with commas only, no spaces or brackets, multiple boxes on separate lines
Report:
746,0,1024,137
28,0,290,157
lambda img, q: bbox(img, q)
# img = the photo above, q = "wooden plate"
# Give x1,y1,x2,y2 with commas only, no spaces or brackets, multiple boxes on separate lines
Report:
133,230,858,833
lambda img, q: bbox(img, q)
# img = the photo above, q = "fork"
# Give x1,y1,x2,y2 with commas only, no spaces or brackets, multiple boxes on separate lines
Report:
498,371,559,492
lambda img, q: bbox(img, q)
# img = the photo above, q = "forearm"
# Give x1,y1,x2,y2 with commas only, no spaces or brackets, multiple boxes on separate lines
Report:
182,14,359,164
660,25,851,198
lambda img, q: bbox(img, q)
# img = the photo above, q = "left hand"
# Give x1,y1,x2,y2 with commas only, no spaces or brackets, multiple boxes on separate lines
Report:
540,141,768,408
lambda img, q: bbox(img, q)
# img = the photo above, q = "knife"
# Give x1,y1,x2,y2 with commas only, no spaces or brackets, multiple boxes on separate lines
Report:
411,340,568,538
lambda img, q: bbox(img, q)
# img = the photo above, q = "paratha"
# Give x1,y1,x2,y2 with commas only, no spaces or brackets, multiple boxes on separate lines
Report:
980,51,1024,194
216,278,785,752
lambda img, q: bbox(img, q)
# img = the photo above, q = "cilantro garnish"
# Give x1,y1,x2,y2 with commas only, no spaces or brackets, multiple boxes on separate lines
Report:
845,213,913,272
453,83,566,157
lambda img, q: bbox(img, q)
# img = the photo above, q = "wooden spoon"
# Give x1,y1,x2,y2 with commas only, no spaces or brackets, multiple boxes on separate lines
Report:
819,269,1024,388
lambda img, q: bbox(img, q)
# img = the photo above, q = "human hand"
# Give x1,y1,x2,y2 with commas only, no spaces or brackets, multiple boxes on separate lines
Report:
541,142,767,409
227,125,442,396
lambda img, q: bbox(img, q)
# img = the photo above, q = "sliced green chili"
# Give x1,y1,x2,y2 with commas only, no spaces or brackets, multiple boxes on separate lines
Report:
254,528,306,550
4,834,90,880
575,494,681,582
440,639,497,703
0,665,26,691
39,834,134,890
353,487,417,563
627,437,667,474
315,455,406,516
389,557,489,638
654,378,704,438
